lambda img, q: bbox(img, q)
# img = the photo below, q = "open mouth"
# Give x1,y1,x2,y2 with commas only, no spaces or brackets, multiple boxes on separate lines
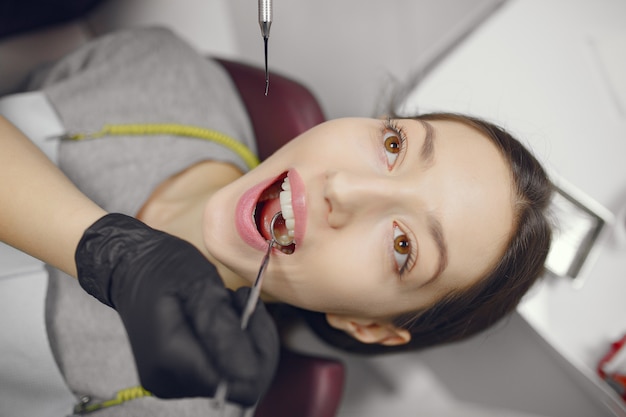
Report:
253,172,296,254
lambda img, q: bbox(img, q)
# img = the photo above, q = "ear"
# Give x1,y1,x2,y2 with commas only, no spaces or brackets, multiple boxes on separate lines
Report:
325,313,411,346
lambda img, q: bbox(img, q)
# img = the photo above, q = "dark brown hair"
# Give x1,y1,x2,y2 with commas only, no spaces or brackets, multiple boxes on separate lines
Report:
295,112,553,354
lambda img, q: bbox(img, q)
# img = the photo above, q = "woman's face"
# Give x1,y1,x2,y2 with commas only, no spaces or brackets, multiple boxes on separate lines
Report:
203,118,514,320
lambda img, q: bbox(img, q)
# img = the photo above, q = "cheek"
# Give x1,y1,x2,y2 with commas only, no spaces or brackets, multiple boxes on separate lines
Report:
272,239,396,315
271,124,373,171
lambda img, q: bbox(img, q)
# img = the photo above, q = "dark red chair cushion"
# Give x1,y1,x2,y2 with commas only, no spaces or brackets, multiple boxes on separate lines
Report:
253,348,345,417
215,58,326,161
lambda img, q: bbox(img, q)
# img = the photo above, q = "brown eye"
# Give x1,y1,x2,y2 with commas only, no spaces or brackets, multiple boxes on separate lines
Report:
394,234,411,255
383,129,404,168
384,134,401,154
393,225,412,273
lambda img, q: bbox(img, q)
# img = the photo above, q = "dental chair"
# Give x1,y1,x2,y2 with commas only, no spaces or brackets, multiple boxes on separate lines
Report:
0,4,345,417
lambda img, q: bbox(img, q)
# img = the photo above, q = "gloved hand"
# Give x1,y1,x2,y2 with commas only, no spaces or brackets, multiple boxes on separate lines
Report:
75,213,279,406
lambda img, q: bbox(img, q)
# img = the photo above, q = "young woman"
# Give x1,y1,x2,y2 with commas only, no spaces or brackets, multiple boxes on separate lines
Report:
0,27,552,414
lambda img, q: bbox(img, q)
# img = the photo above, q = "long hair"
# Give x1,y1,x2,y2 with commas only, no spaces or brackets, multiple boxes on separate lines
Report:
295,112,553,354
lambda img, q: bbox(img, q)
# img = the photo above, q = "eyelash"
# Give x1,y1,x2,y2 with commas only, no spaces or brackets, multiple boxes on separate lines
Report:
381,118,408,169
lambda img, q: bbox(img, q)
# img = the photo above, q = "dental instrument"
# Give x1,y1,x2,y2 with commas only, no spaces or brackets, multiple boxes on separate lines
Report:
241,211,282,327
258,0,272,95
213,211,291,415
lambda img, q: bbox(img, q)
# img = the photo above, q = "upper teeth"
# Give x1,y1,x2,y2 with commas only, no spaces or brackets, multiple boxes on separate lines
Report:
279,177,296,238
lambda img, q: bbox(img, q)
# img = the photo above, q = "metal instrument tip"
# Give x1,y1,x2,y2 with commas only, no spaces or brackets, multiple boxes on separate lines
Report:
264,36,269,96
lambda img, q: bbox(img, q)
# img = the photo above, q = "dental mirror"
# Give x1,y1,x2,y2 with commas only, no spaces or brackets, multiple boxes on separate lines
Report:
270,211,294,247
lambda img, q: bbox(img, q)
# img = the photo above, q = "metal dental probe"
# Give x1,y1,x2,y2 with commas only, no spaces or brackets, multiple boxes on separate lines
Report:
259,0,272,95
212,212,290,415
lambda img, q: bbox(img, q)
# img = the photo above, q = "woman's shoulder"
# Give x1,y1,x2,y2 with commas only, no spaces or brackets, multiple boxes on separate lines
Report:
27,26,194,90
94,26,192,60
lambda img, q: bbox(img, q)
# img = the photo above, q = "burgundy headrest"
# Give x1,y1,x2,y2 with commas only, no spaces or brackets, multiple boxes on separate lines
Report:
254,348,345,417
215,58,326,161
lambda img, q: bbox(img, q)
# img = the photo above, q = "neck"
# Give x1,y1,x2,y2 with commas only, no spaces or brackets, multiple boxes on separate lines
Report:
136,161,250,292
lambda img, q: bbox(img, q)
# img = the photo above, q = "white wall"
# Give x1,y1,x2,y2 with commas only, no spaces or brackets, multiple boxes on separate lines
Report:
87,0,239,58
224,0,507,119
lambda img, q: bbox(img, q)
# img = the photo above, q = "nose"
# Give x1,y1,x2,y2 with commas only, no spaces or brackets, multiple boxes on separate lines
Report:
324,170,394,228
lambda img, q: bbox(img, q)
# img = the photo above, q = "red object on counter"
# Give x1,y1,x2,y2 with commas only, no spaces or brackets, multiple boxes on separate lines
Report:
598,335,626,401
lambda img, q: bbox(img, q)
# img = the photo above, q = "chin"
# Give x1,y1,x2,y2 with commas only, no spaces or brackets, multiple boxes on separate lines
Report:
202,193,239,261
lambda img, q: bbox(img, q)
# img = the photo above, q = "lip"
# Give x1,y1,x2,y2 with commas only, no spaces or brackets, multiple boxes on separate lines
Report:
236,169,307,251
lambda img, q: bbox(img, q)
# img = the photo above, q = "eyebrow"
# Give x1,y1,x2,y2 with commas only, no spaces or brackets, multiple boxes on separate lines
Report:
422,214,449,287
412,120,448,286
417,120,435,166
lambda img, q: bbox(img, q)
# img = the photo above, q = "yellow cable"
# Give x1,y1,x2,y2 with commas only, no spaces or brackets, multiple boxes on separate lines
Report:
68,123,260,170
75,386,152,414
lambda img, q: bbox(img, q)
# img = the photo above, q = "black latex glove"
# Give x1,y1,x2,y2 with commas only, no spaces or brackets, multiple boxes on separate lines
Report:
75,213,279,406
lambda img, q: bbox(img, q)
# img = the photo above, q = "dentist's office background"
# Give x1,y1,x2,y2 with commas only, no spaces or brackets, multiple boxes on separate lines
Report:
1,1,625,416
